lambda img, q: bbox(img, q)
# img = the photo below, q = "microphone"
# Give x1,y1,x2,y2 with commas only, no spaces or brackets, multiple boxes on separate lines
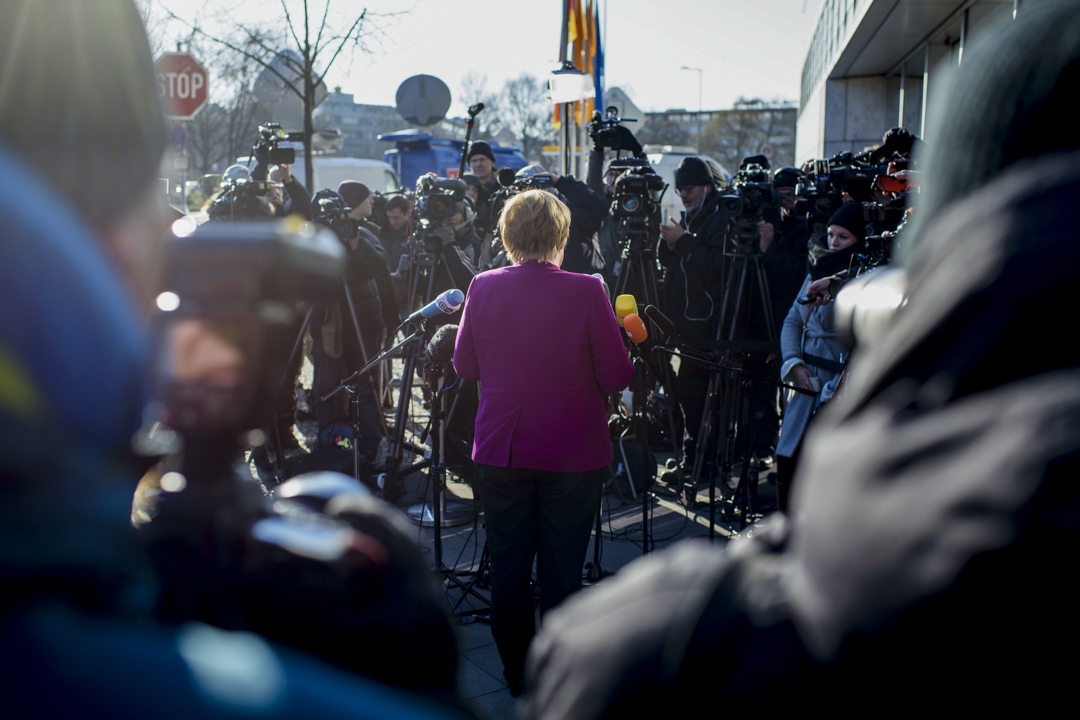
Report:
468,102,485,116
623,313,649,345
614,294,639,327
404,288,464,325
644,305,680,342
425,324,459,371
497,166,519,187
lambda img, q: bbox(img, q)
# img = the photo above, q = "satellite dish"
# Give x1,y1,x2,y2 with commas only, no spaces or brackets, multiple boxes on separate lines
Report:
395,74,451,126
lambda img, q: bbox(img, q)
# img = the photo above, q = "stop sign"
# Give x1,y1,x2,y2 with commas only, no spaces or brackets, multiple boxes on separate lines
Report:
154,53,209,120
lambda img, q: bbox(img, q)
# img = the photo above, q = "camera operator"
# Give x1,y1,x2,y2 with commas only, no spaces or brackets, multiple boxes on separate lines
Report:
759,167,811,324
310,190,399,464
514,164,609,276
657,156,728,485
267,162,313,220
380,194,414,319
466,140,501,234
586,111,649,282
338,180,382,238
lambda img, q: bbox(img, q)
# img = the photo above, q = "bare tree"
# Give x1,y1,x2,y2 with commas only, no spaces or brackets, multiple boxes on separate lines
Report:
495,74,554,163
637,116,691,149
161,1,378,191
701,98,797,172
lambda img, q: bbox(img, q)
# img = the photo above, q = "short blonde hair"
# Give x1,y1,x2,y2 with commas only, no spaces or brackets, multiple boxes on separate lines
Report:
499,190,571,264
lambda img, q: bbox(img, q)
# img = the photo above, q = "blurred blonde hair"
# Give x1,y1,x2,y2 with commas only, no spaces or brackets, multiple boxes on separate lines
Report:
499,190,571,265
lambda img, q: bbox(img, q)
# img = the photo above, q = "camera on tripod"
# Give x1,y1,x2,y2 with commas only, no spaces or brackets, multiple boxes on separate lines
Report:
609,158,666,249
721,163,781,250
414,174,466,227
254,122,306,166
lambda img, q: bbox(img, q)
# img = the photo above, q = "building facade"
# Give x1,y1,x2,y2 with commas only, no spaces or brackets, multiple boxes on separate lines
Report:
797,0,1036,164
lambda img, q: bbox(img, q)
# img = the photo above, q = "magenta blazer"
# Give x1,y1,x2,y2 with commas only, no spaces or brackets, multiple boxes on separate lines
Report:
453,261,635,472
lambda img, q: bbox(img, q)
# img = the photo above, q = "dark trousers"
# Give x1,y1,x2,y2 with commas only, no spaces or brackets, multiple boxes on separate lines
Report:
312,335,382,459
473,463,604,691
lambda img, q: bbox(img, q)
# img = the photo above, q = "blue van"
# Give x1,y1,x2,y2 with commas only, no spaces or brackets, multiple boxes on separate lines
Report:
379,129,528,191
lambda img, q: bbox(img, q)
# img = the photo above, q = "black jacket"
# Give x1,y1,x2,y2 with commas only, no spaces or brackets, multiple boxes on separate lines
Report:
554,175,608,275
657,188,729,343
524,150,1080,719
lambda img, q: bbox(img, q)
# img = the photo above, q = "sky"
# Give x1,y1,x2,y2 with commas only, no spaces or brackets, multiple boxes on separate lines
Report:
150,0,825,117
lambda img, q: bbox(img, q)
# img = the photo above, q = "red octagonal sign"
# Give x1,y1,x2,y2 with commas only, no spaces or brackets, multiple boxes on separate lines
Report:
155,52,209,120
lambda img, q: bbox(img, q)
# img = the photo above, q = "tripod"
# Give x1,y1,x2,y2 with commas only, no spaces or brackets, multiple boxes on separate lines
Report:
407,362,489,615
689,241,779,534
383,236,467,499
612,229,687,503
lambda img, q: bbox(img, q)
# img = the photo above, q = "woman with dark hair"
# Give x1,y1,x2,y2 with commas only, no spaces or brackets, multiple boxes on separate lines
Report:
774,200,865,510
453,189,634,694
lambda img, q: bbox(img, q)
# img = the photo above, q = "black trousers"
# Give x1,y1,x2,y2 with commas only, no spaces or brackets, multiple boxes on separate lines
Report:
473,462,604,691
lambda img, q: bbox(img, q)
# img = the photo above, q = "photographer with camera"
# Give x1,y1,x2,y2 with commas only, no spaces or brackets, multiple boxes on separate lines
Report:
267,162,313,220
657,156,729,485
310,190,399,465
586,110,649,282
513,165,609,277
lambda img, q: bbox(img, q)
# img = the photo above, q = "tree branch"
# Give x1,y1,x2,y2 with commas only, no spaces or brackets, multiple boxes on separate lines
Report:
165,10,304,99
279,0,305,55
314,9,366,87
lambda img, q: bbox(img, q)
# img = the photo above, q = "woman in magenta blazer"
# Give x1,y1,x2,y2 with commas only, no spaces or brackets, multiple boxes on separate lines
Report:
453,189,635,694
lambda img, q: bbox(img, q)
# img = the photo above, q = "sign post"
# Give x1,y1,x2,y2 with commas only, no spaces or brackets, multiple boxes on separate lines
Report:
155,53,208,213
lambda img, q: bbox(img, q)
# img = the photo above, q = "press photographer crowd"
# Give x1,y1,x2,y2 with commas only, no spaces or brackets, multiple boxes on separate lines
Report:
4,0,1080,716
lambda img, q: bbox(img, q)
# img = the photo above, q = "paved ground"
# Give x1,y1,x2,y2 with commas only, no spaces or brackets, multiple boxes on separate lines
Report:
254,355,778,720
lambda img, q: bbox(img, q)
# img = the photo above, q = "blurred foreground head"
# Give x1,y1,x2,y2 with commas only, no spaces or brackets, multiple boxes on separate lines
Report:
0,0,165,607
0,0,167,237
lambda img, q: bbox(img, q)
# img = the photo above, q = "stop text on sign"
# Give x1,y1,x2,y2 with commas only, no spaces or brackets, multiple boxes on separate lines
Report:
159,70,203,100
154,52,209,120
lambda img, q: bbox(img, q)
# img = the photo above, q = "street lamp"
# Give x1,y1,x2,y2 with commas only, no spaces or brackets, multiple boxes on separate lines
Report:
681,66,702,154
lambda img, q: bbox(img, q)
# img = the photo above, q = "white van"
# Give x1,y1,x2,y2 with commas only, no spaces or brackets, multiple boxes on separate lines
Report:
644,146,732,224
289,157,402,195
234,155,403,195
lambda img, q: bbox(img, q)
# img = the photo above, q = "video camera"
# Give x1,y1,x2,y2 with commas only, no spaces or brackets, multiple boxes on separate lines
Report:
702,162,781,252
155,218,344,435
254,122,306,166
414,174,466,227
312,189,360,244
207,170,278,221
795,152,883,225
608,158,666,250
588,106,643,156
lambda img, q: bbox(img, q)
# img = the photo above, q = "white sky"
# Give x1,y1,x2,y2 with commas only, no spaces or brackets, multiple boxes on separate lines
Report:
151,0,825,116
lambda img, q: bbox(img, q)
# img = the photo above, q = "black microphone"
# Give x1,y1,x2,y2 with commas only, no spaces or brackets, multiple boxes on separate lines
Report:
468,103,484,117
497,167,519,187
403,288,464,325
644,305,680,343
425,324,459,371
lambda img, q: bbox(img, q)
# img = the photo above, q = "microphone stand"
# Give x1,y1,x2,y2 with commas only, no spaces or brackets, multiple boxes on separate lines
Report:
459,103,485,178
320,323,430,491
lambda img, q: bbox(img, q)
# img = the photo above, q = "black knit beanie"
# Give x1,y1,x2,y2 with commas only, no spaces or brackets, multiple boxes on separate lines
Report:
675,157,714,188
467,141,496,163
827,201,866,242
